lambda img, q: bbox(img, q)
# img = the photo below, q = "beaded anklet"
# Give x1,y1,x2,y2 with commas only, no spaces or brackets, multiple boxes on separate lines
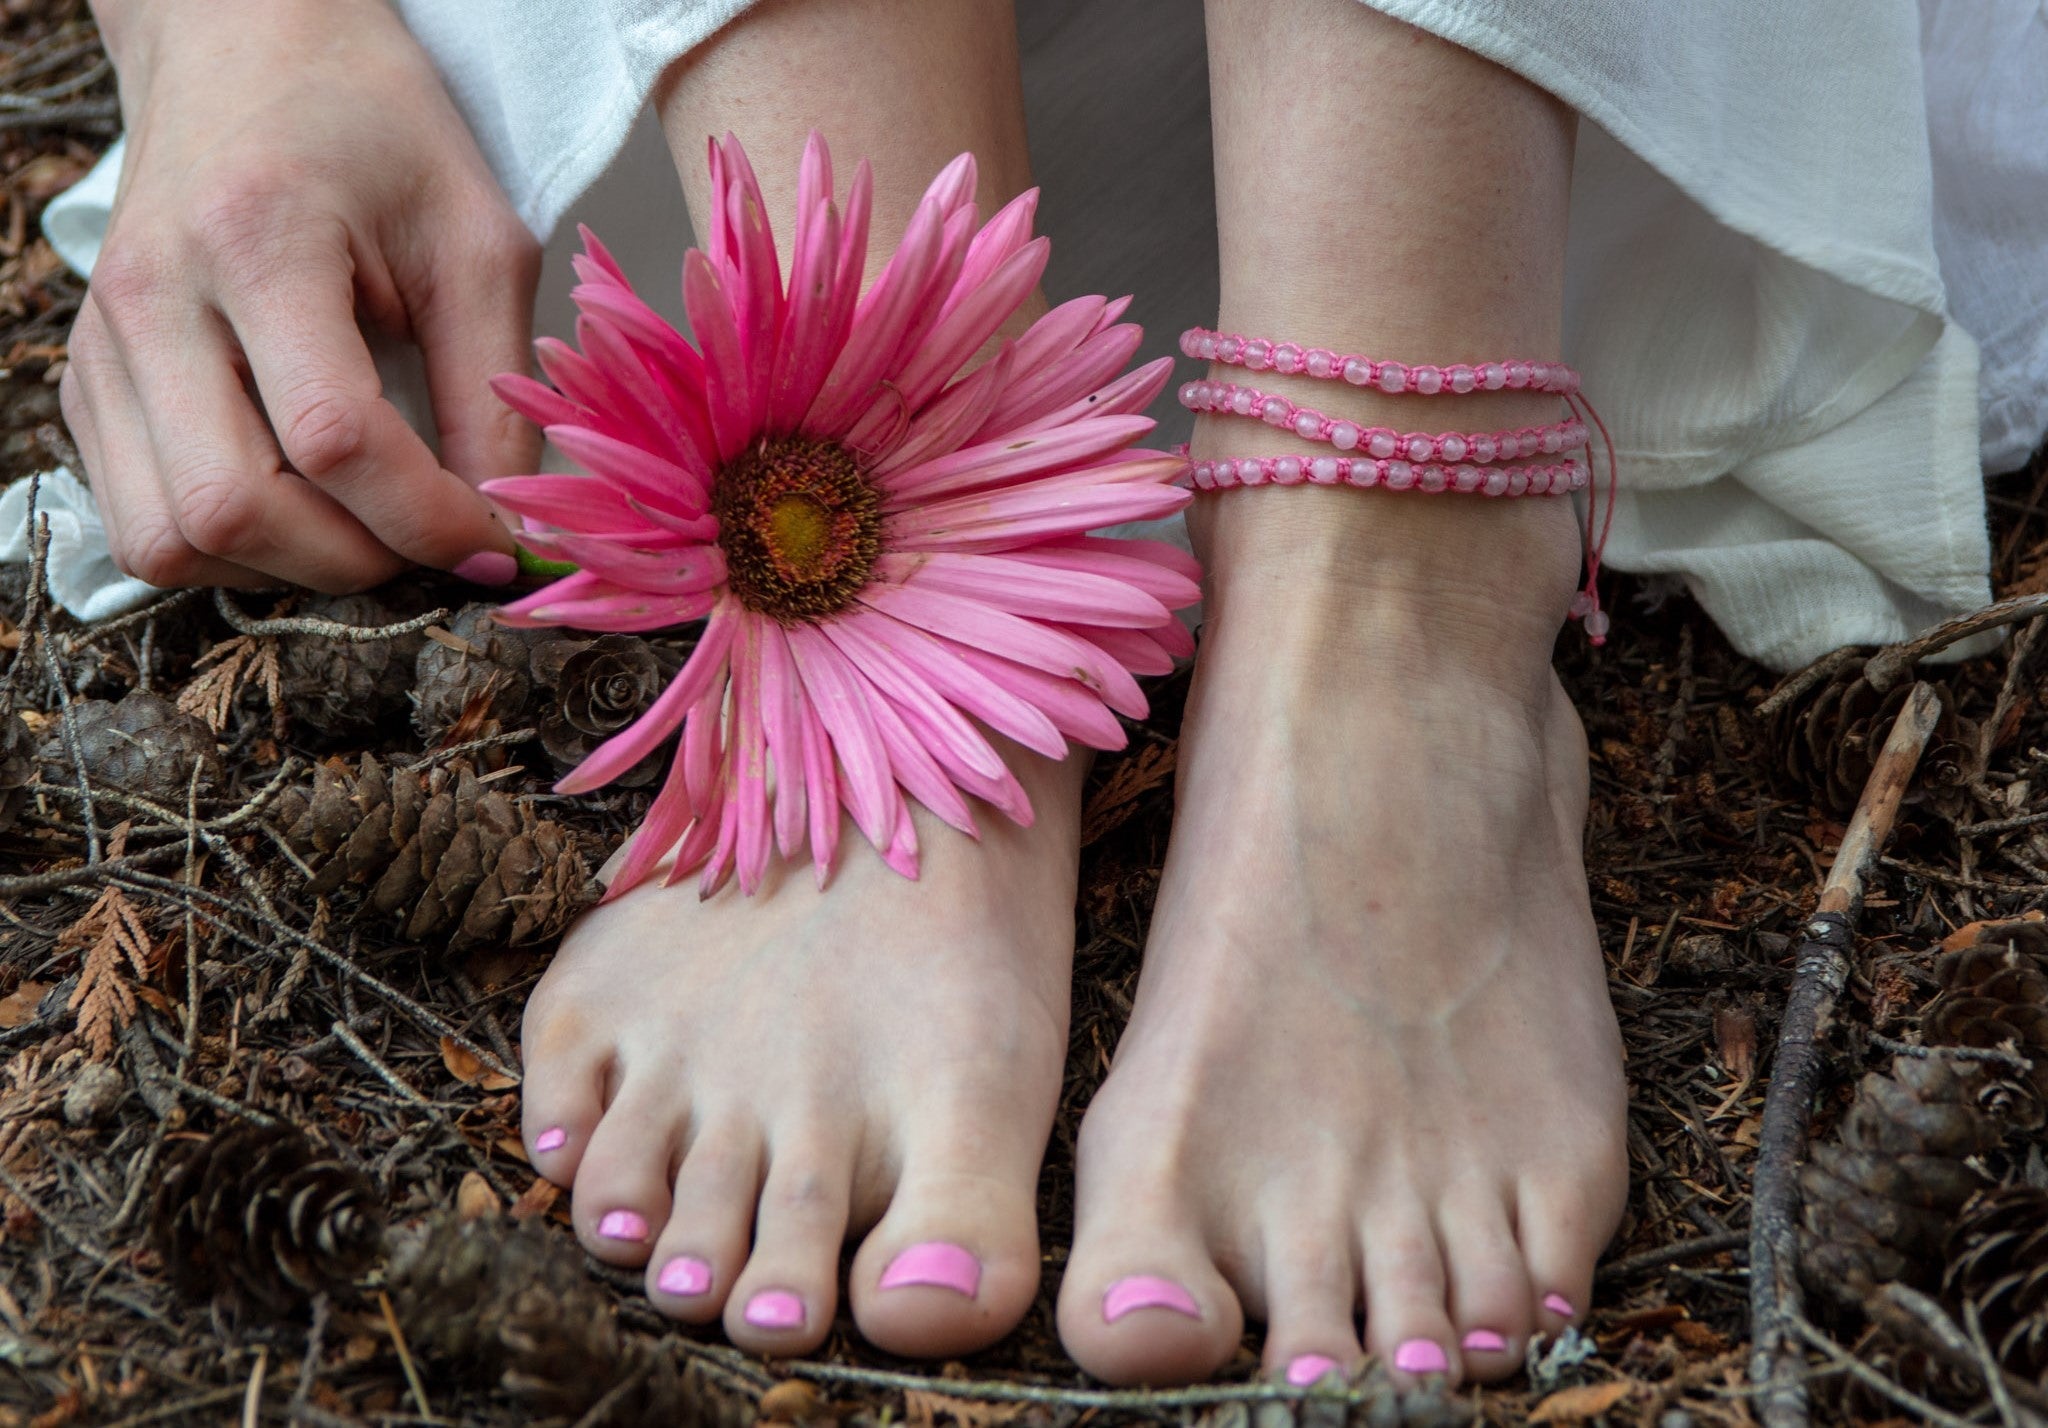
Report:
1179,380,1587,463
1189,453,1587,495
1180,326,1581,396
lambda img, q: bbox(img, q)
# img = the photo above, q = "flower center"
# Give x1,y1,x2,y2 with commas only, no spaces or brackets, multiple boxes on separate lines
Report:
713,438,881,622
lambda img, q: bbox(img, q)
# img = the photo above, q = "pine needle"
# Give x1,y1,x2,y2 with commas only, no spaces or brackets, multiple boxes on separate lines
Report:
62,822,156,1058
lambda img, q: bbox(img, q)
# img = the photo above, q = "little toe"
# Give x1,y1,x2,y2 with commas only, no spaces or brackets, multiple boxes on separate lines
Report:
569,1075,681,1266
1256,1218,1365,1386
1436,1193,1533,1382
1516,1175,1611,1339
646,1119,762,1324
724,1131,855,1354
849,1135,1044,1357
1059,1186,1243,1385
1359,1208,1461,1388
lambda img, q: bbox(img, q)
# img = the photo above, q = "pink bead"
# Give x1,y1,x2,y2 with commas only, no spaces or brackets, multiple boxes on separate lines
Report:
1453,465,1483,492
1231,389,1256,416
1527,469,1550,495
1440,435,1468,462
1242,339,1272,370
1342,358,1372,385
1385,460,1415,490
1260,396,1290,426
1419,464,1448,493
1542,428,1562,454
1179,382,1200,406
1448,365,1476,393
1271,343,1303,373
1377,362,1407,393
1366,431,1398,459
1414,366,1444,395
1330,421,1360,451
1293,412,1322,439
1569,590,1597,619
1472,435,1497,462
1480,363,1506,390
1508,471,1529,496
1199,335,1219,360
1585,608,1612,640
1404,435,1433,462
1308,456,1341,483
1274,456,1304,484
1483,470,1510,496
1505,361,1531,388
1218,336,1243,360
1191,463,1213,489
1345,459,1377,486
1305,349,1336,378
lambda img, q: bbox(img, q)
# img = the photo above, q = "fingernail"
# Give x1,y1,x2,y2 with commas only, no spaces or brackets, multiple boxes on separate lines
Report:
878,1242,981,1297
657,1256,712,1296
1393,1339,1449,1375
1462,1329,1508,1353
596,1210,648,1241
533,1127,567,1153
743,1290,805,1330
1102,1275,1202,1324
1543,1292,1577,1319
453,550,518,585
1285,1354,1340,1386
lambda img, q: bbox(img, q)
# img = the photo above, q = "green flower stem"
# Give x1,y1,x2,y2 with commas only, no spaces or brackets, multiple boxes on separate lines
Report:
513,544,580,580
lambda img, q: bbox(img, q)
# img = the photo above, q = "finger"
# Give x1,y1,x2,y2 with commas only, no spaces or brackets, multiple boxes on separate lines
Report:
412,209,545,486
62,296,275,590
214,241,518,581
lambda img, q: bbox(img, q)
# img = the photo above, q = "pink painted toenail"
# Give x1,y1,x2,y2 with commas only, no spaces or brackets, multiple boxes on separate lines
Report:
1393,1339,1449,1375
878,1242,981,1297
1462,1329,1508,1353
744,1290,805,1330
657,1256,711,1296
1102,1276,1202,1324
1543,1292,1577,1318
1286,1354,1340,1386
533,1127,567,1153
596,1210,648,1241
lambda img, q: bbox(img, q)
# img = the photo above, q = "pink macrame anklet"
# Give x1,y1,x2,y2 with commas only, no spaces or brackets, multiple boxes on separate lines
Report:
1179,380,1587,463
1181,327,1581,397
1189,453,1586,496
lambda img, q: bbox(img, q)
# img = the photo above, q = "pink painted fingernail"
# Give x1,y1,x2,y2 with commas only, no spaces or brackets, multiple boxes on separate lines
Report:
1102,1275,1202,1324
453,550,518,585
878,1242,981,1297
1462,1329,1508,1353
657,1256,711,1296
1285,1354,1340,1386
744,1290,805,1330
1393,1339,1449,1375
533,1127,567,1153
1543,1292,1577,1318
596,1210,648,1241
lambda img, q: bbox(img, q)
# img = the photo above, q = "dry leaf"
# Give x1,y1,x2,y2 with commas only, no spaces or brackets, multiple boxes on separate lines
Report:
1712,1004,1758,1081
62,870,154,1059
0,981,49,1030
1940,908,2044,951
1081,740,1176,845
757,1381,824,1422
510,1176,560,1221
901,1388,1027,1428
1528,1379,1637,1424
438,1035,518,1091
454,1170,499,1221
175,633,282,734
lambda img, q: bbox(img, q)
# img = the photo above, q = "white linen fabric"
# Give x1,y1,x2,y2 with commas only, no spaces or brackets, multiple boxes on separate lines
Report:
33,0,2048,668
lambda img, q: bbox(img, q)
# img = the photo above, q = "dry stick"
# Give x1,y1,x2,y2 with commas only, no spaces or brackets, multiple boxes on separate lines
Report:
376,1289,436,1422
329,1019,520,1203
1595,1228,1749,1286
1785,1317,1984,1428
1748,682,1943,1428
1862,591,2048,692
213,586,450,641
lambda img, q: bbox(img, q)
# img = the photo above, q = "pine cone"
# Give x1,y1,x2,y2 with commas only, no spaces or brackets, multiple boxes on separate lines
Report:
1829,1323,1979,1421
36,689,220,802
1927,920,2048,1106
531,635,675,787
277,592,430,738
412,605,549,746
388,1213,746,1428
1769,657,1969,813
1798,1054,2016,1303
149,1123,383,1316
1942,1186,2048,1382
0,708,32,833
270,755,595,952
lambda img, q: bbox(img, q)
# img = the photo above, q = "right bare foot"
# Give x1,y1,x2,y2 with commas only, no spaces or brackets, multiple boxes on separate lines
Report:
518,746,1084,1358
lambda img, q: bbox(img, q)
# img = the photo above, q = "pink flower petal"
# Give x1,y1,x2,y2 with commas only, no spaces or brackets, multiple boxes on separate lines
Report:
681,250,756,460
878,797,921,880
938,188,1039,322
728,618,773,894
859,671,977,838
491,372,583,431
884,476,1191,552
573,224,630,287
545,424,711,514
1000,355,1174,441
602,748,698,901
1005,537,1203,610
848,610,1068,759
784,623,896,850
868,345,1012,481
877,415,1157,503
557,603,737,793
799,697,840,885
880,550,1173,629
804,195,945,435
757,622,807,858
946,643,1128,749
864,236,1047,423
1057,621,1177,676
536,534,727,597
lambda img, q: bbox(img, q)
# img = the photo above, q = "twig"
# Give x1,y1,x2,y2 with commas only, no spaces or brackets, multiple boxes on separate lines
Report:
289,1295,331,1426
1966,1301,2031,1428
1876,1284,2048,1423
0,1159,113,1266
329,1020,519,1202
1956,807,2048,837
1867,1032,2034,1074
1785,1316,1984,1428
1756,647,1865,720
1863,591,2048,692
377,1290,436,1423
213,587,450,641
241,1346,268,1428
31,510,102,864
1748,682,1942,1428
778,1358,1403,1410
1880,857,2048,896
0,97,118,129
95,1386,250,1428
1595,1228,1748,1285
63,589,202,649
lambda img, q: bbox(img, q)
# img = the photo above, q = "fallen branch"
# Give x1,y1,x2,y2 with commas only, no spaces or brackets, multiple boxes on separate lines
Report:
1748,681,1943,1428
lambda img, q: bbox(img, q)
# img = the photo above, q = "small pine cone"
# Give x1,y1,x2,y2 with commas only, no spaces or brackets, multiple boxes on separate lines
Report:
36,689,220,802
1769,659,1969,813
1829,1323,1979,1421
271,755,595,952
1799,1054,2010,1302
276,592,429,739
1942,1185,2048,1381
149,1123,383,1316
531,634,677,787
1927,920,2048,1107
412,605,548,746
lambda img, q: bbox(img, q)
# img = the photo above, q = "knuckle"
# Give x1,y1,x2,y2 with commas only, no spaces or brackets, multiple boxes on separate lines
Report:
187,181,293,265
171,468,264,559
117,523,201,588
278,390,369,480
86,249,166,323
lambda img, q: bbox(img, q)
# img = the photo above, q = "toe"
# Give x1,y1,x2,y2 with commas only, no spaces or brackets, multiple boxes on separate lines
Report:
518,1003,608,1187
1359,1204,1461,1388
569,1074,683,1266
725,1126,855,1354
849,1119,1044,1358
1516,1174,1611,1340
1435,1189,1533,1382
646,1118,762,1324
1256,1213,1365,1386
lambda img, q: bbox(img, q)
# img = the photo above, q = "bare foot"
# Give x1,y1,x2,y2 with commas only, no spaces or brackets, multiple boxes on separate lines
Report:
519,746,1082,1358
1056,489,1630,1387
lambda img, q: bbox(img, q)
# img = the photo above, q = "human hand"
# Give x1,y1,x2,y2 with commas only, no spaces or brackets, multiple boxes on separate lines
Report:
62,0,537,592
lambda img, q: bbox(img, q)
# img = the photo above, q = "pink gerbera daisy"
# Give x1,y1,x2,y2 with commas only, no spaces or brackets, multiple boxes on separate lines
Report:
485,133,1199,897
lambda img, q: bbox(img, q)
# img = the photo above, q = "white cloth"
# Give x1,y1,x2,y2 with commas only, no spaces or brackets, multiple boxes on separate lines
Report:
0,468,157,620
35,1,2048,665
